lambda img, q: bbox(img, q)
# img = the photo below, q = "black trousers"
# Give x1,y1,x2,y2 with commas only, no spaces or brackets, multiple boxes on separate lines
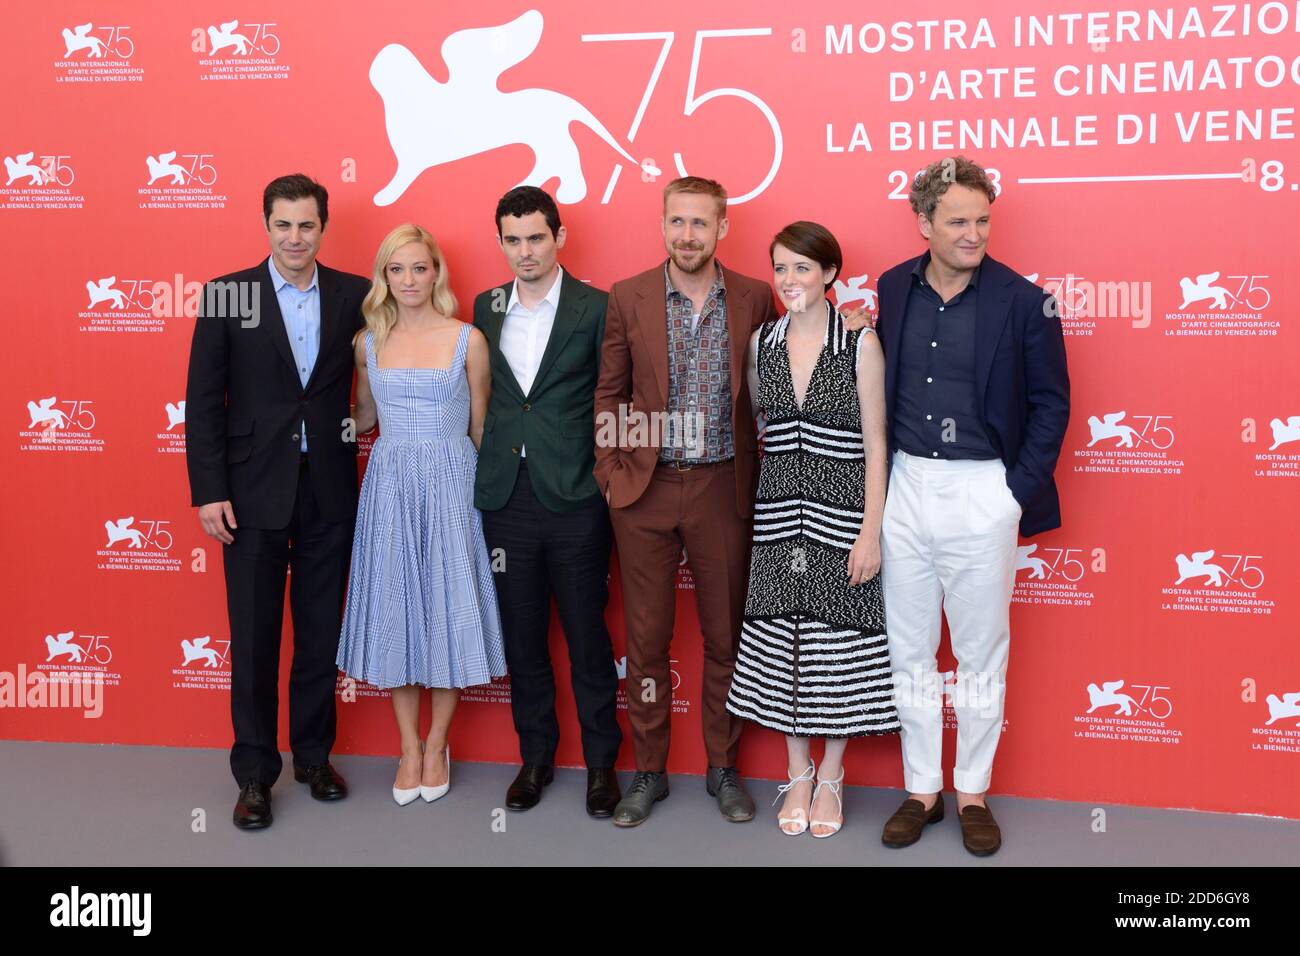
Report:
223,455,353,787
481,461,622,768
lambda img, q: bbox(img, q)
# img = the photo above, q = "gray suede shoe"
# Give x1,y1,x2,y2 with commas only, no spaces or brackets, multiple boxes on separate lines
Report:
612,771,669,827
706,766,755,822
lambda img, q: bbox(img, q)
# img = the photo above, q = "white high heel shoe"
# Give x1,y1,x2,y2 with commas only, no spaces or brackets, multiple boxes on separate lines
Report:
810,768,845,838
393,743,422,806
773,763,816,835
420,745,450,803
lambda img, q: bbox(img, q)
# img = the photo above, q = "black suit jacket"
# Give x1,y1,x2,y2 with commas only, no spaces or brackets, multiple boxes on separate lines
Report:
472,270,607,512
185,258,370,529
876,253,1070,537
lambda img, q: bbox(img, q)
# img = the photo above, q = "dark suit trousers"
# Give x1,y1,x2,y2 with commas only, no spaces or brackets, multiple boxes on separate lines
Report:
223,455,352,787
608,460,750,771
481,461,622,768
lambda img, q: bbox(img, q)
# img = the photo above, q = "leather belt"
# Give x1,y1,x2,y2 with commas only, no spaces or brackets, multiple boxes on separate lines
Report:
657,458,730,472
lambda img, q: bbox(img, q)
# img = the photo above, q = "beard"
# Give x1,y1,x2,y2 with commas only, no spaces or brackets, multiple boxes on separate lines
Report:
668,242,713,275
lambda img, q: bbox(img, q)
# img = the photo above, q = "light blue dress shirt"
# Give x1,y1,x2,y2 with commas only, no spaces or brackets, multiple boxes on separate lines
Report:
267,257,320,452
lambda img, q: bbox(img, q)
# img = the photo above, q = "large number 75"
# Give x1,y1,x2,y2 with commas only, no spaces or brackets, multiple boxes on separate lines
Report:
581,28,783,205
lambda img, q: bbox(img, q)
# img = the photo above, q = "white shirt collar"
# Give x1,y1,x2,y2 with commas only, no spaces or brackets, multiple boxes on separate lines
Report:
267,256,318,294
506,265,564,315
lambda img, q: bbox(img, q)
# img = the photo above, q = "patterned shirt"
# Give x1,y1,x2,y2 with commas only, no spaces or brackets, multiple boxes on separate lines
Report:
660,261,733,462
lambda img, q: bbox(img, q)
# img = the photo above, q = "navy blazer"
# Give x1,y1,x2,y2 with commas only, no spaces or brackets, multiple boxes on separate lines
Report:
876,253,1070,537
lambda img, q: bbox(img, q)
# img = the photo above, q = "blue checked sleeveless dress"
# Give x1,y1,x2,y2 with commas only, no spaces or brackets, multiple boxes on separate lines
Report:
337,325,506,689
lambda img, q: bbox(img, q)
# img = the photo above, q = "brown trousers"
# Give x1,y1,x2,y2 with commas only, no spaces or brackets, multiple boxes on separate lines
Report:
609,460,751,771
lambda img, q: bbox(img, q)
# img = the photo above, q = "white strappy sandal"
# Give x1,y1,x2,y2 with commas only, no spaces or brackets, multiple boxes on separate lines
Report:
773,763,816,835
810,768,845,838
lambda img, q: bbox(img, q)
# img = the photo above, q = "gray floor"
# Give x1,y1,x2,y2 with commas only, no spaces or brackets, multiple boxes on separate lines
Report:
1,740,1295,866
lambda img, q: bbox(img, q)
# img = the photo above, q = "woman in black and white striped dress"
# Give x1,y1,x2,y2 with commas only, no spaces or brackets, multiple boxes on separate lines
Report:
725,221,900,838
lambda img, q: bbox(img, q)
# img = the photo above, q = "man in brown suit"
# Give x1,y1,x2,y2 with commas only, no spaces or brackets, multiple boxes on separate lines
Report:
594,177,777,827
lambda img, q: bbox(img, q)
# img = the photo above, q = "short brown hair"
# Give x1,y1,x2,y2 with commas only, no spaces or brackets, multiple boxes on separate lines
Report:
908,156,996,220
663,176,727,217
770,221,842,290
263,173,329,229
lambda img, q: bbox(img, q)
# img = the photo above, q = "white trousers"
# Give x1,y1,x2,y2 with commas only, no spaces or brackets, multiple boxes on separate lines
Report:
882,450,1020,794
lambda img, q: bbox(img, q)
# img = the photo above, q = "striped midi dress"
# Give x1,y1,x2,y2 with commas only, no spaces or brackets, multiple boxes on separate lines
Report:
725,303,901,737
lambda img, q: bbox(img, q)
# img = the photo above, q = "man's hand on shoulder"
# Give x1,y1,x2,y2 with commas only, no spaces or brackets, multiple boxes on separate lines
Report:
841,306,877,331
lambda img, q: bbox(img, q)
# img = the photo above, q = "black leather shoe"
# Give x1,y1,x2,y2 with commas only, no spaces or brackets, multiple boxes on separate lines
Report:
293,763,348,801
586,767,621,818
706,766,755,822
612,771,669,827
233,781,272,830
506,764,554,811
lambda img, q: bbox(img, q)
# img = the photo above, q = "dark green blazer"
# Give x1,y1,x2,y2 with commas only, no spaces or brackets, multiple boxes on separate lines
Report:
472,270,607,512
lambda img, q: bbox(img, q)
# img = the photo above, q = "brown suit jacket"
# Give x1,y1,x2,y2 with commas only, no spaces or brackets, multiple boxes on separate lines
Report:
593,260,779,517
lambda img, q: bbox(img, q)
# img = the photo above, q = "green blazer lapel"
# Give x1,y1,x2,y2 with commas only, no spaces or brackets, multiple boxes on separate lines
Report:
528,271,587,399
482,281,527,402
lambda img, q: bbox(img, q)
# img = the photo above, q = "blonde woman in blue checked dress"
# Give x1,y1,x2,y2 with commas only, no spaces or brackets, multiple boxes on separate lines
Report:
337,224,506,805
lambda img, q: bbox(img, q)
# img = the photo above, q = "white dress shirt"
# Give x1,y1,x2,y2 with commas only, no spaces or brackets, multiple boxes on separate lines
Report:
501,266,564,456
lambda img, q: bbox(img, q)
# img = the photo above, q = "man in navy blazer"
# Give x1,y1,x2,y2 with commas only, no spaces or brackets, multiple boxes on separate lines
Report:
874,157,1069,856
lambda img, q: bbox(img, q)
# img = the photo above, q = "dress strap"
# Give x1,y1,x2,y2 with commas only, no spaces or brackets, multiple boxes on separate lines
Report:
364,328,375,365
824,298,851,357
761,314,790,347
453,322,470,365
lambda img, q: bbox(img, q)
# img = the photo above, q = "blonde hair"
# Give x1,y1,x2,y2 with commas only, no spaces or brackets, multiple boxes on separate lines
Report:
360,224,458,352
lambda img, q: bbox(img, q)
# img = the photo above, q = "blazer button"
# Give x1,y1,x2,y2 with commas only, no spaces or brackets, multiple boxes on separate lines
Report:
511,447,519,455
292,433,300,441
522,403,532,412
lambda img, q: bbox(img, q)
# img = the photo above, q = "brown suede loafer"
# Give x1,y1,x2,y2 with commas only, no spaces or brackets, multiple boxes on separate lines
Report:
958,803,1002,856
881,795,944,847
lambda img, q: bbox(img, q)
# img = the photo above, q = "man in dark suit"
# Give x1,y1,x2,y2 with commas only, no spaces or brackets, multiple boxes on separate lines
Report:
874,156,1070,856
474,186,623,817
185,173,370,830
593,177,780,828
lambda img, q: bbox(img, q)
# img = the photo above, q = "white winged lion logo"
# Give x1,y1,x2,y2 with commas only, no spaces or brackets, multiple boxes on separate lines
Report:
369,10,657,206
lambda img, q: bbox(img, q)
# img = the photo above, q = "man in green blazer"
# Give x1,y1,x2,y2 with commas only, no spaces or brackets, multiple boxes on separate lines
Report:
473,186,623,817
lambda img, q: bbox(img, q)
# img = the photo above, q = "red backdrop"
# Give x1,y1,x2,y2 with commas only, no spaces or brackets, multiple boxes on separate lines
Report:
4,0,1298,819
